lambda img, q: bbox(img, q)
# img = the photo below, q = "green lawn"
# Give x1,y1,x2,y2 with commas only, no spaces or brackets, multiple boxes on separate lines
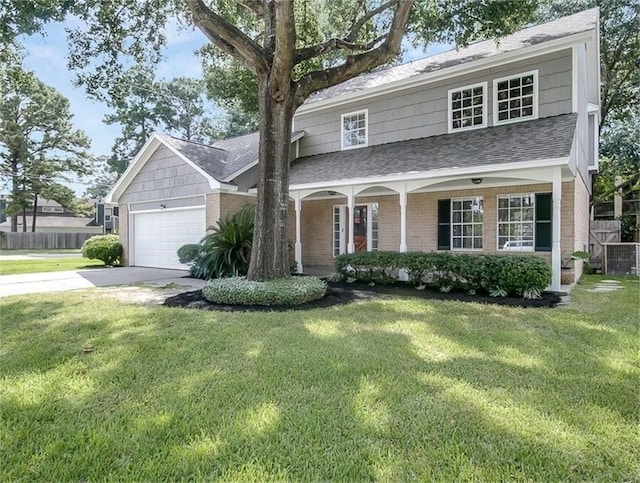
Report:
1,275,638,481
0,258,103,275
0,249,81,256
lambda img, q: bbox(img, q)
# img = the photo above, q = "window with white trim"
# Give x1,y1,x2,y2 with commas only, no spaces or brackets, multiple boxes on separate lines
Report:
451,197,483,250
494,71,538,124
497,194,535,251
341,110,368,150
448,82,487,132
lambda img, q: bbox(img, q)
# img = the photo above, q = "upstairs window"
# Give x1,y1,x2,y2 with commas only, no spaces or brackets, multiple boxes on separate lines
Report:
448,82,487,133
341,109,368,150
493,70,538,124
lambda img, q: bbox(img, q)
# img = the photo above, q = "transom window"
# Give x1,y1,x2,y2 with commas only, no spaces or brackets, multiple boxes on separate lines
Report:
498,194,535,250
341,110,368,150
452,197,483,250
494,71,538,124
448,82,487,132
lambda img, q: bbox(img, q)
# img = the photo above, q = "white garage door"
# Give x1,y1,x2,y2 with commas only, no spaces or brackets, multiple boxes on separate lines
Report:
132,208,205,269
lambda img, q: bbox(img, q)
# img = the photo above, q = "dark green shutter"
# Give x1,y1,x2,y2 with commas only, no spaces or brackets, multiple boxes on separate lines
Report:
437,199,451,250
535,193,552,252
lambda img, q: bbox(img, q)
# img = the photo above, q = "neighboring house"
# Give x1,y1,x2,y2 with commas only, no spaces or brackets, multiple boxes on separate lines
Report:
106,9,600,289
0,198,103,234
94,201,120,234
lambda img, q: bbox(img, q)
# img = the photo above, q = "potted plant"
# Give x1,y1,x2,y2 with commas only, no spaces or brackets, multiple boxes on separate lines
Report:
561,251,590,284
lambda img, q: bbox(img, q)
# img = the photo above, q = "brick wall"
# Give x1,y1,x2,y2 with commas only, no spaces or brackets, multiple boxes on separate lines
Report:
118,204,129,265
573,176,591,280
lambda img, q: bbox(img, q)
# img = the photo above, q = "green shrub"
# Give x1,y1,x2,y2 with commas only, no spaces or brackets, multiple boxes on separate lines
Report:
177,243,204,277
203,276,327,306
335,251,552,298
81,234,122,266
183,205,254,279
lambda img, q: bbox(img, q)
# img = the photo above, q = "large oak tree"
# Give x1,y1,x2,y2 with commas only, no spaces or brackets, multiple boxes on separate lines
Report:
2,0,537,279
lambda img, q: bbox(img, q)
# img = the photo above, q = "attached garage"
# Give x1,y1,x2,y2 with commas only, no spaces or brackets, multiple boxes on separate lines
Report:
130,207,205,269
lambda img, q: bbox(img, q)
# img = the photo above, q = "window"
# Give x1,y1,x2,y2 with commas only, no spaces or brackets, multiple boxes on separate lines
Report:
341,110,368,150
497,193,552,251
493,71,538,124
42,206,64,213
448,82,487,132
498,194,535,251
451,197,483,250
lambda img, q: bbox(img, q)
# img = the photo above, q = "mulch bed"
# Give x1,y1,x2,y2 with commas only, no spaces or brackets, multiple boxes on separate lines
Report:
163,280,563,312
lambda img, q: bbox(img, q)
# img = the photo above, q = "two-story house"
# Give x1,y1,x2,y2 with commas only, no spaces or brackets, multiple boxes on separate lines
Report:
106,9,600,290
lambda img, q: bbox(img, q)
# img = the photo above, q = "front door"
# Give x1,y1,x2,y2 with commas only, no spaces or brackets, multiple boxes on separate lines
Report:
334,203,378,256
353,205,368,252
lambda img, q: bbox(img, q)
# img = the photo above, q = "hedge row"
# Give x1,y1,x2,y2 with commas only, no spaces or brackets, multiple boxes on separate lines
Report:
203,276,327,306
334,251,552,298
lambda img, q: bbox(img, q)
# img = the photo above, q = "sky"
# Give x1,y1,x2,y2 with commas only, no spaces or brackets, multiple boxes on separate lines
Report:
17,18,446,195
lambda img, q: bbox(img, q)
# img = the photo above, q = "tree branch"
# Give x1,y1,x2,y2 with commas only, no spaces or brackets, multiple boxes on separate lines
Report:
185,0,268,73
238,0,265,18
295,0,397,64
295,0,413,104
296,35,386,64
345,0,399,43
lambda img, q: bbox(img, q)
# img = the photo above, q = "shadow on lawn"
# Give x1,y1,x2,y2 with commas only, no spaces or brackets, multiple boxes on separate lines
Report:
0,294,637,481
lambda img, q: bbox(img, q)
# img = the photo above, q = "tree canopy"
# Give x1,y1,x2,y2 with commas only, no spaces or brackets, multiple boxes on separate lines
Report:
0,59,91,231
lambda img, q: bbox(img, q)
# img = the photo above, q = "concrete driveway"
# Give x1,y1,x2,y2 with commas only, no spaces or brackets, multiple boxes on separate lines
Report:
0,267,205,298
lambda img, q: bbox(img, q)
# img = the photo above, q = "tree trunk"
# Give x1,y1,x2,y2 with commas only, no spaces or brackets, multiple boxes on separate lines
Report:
246,76,295,281
10,154,18,232
21,206,27,232
31,194,39,232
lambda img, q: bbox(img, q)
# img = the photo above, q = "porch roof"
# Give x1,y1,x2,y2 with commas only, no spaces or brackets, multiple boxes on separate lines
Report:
289,113,576,186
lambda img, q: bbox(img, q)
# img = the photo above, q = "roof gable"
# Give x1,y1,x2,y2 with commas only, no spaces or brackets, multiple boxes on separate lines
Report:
105,134,221,203
300,8,598,110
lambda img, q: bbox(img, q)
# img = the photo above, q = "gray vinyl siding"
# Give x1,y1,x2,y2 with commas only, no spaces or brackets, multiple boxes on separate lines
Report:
295,49,573,157
233,167,258,192
120,146,212,203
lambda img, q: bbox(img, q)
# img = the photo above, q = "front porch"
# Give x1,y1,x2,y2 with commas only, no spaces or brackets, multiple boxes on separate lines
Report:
290,164,578,291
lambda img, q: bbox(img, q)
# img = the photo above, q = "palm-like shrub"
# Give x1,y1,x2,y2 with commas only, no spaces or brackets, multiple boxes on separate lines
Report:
194,204,255,279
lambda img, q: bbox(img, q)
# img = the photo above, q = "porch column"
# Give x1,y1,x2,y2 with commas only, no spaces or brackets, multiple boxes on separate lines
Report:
551,166,562,291
347,189,355,253
399,186,407,252
294,195,303,274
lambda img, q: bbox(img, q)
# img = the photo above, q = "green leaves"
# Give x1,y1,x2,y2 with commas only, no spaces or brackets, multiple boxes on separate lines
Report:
186,204,256,280
81,234,123,266
0,60,91,231
335,251,552,297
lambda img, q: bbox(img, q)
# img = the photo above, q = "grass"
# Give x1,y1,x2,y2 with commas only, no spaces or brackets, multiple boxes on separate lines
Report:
0,257,104,275
0,275,638,481
0,249,81,256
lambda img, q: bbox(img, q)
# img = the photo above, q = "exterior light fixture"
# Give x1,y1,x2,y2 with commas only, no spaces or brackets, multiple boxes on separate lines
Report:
471,178,483,185
327,191,337,196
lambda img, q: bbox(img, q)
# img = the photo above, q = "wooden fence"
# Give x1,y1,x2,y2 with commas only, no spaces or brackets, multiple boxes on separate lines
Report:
589,220,621,269
0,232,96,250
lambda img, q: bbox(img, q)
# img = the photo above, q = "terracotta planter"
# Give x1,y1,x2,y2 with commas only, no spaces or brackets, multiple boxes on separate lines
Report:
561,268,575,285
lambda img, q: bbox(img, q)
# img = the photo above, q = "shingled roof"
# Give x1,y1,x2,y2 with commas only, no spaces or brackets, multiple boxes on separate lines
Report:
159,131,302,183
289,113,577,186
304,9,598,105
